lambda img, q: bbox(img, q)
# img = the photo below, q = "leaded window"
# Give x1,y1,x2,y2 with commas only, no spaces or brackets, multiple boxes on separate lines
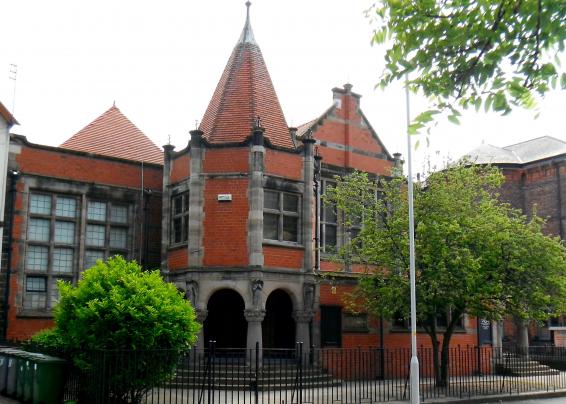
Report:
263,190,300,243
84,200,130,270
321,180,338,253
24,193,131,312
171,192,189,244
25,194,78,310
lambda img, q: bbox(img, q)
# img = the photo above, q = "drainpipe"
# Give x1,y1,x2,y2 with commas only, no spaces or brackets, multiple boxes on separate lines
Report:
3,170,19,341
313,151,322,273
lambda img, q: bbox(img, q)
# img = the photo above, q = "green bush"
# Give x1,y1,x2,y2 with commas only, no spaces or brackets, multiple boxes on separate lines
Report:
31,256,200,403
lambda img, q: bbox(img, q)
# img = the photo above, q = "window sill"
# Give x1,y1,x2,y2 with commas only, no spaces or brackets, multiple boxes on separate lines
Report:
263,240,304,249
168,243,188,251
17,309,53,319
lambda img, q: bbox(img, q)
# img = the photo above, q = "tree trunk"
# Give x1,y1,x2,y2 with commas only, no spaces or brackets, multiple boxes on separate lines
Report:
426,318,443,387
439,331,454,388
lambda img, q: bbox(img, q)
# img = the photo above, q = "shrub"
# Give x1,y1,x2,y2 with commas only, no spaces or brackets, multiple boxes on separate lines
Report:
31,256,200,403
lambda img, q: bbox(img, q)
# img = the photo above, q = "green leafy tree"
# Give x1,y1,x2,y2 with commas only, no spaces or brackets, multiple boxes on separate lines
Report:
31,256,200,403
326,164,566,387
368,0,566,131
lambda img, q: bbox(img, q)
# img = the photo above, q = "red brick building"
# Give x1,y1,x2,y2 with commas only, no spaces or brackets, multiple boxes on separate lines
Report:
467,137,566,347
1,106,163,340
0,4,482,351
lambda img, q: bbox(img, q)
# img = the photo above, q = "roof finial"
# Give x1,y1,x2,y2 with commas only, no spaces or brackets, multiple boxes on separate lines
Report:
238,1,256,44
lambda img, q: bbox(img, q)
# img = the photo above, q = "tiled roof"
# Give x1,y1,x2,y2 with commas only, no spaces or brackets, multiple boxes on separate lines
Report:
60,105,163,165
199,5,293,149
465,136,566,165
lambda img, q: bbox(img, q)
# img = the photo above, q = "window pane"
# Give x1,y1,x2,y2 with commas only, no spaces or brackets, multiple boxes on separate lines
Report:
28,218,50,242
324,202,337,223
263,213,279,240
26,245,48,272
110,227,127,249
172,218,183,243
56,197,77,218
30,194,51,215
85,250,105,269
87,201,107,221
264,191,279,210
54,221,75,243
53,248,74,273
173,195,183,215
282,216,298,242
26,276,46,292
324,225,337,249
110,205,128,223
183,194,190,212
283,194,299,212
86,224,105,247
24,292,46,310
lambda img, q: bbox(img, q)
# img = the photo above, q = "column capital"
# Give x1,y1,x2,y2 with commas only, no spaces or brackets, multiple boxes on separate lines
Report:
244,309,266,322
293,310,314,323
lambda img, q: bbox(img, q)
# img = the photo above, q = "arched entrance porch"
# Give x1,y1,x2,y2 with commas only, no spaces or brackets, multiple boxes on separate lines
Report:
203,289,247,349
263,289,296,350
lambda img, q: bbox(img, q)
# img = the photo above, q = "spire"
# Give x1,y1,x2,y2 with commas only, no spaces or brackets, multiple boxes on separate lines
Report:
238,1,256,45
199,2,293,148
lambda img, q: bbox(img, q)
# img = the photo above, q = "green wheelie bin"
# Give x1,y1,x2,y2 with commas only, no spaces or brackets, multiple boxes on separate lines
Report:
6,349,24,398
0,348,20,396
31,354,67,404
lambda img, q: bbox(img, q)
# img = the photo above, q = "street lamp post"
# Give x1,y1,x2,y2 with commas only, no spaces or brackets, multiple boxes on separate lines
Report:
405,77,420,404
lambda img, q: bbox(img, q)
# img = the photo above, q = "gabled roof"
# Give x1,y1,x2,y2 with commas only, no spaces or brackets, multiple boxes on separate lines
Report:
60,105,163,165
199,3,293,149
0,101,18,126
465,136,566,165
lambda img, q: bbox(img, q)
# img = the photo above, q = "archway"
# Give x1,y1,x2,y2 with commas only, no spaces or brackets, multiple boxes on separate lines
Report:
204,289,247,349
263,289,295,349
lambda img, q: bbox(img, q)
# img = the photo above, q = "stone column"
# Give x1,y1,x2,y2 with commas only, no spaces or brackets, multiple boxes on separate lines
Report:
294,310,314,356
195,309,208,351
248,126,265,267
245,309,266,366
161,144,175,276
188,130,205,266
302,136,316,272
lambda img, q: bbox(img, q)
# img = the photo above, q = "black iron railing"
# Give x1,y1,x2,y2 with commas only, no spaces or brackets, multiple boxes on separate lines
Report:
51,344,566,403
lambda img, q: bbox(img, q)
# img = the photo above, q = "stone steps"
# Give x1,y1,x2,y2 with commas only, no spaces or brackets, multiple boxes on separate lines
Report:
168,364,342,390
495,353,560,376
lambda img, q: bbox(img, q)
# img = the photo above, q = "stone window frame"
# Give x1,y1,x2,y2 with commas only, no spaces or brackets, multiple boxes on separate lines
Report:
24,193,79,311
84,199,131,269
170,191,189,245
263,189,302,245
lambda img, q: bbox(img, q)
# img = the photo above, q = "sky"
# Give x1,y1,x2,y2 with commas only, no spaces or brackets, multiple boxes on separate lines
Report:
1,0,565,174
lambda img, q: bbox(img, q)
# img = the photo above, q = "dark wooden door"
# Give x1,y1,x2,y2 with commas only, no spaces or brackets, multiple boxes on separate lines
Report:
321,306,342,347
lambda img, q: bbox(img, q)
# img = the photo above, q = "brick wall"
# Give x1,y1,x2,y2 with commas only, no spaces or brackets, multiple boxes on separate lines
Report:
170,154,190,183
203,177,249,267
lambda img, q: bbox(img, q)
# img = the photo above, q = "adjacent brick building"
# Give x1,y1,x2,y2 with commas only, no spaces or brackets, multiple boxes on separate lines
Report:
0,4,482,351
467,136,566,347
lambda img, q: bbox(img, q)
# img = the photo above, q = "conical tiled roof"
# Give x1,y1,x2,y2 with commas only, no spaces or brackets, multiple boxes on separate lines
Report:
60,105,163,165
199,3,293,149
